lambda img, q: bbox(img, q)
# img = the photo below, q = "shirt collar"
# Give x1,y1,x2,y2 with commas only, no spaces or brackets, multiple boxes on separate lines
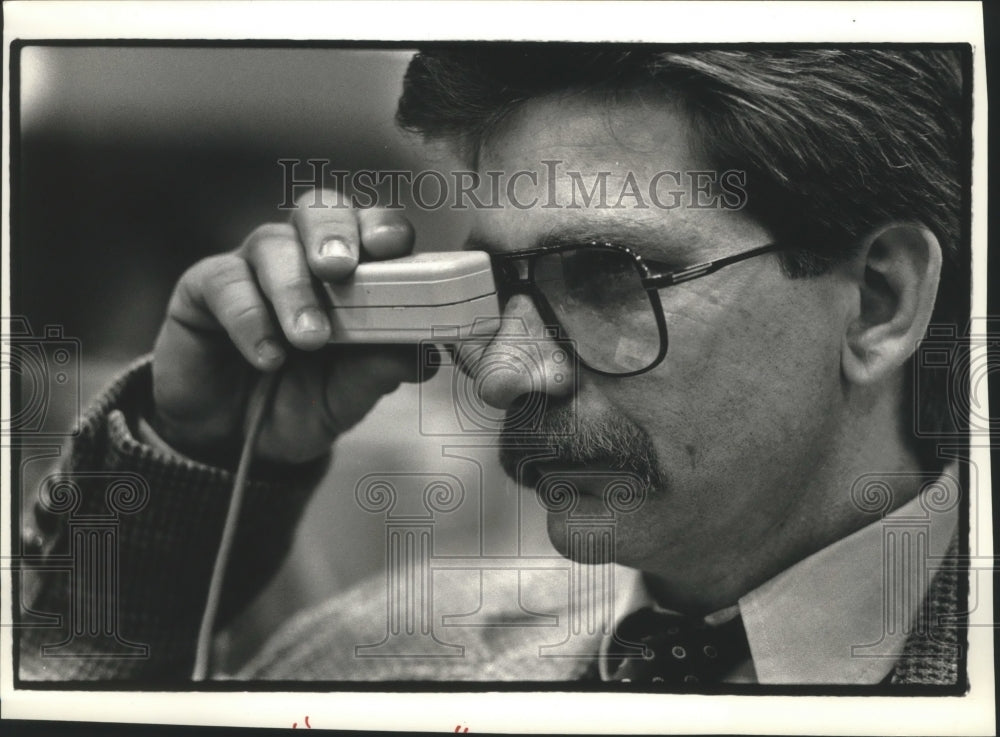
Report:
600,464,960,684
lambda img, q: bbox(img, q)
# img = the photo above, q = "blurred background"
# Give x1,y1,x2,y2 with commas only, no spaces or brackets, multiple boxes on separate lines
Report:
13,45,555,669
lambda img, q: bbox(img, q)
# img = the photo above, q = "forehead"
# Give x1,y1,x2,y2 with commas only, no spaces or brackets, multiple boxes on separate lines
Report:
468,91,772,260
481,89,693,168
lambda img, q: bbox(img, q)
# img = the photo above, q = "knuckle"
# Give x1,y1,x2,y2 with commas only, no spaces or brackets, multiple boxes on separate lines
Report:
177,255,243,303
243,223,298,258
279,274,318,293
184,253,228,282
203,254,250,292
225,301,270,327
171,257,222,314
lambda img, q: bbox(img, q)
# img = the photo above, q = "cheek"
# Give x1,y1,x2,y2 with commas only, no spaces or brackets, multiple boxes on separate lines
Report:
597,279,843,471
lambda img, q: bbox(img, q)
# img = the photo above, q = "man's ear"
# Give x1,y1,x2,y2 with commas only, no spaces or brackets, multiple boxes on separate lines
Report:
842,223,942,385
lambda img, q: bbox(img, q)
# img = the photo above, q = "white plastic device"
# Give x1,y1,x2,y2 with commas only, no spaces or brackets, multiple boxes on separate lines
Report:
324,251,500,342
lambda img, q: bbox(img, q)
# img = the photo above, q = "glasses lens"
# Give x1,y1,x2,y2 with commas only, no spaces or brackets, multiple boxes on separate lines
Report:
534,245,662,374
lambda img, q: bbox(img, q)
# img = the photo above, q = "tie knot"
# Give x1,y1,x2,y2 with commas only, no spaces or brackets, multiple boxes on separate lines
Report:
609,607,750,685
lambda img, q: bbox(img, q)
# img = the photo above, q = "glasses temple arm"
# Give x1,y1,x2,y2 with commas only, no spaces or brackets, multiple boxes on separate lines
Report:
642,242,785,288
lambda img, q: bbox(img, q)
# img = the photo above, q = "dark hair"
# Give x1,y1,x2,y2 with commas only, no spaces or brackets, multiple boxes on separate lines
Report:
397,45,969,466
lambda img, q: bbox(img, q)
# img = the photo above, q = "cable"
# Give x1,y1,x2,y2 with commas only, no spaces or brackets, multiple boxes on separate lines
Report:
191,370,281,681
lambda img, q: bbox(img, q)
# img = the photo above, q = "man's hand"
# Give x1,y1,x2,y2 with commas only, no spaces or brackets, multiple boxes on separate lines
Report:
150,191,424,466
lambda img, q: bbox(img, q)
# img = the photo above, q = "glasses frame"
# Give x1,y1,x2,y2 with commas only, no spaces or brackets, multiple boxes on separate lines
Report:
489,240,786,377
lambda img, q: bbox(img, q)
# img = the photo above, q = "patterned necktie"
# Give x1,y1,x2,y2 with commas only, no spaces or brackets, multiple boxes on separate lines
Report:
607,606,751,684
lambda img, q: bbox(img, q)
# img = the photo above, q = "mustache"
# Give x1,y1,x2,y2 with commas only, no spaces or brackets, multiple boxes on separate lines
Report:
497,394,666,493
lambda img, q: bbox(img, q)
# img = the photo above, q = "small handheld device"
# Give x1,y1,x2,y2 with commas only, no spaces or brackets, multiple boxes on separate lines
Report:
324,251,500,343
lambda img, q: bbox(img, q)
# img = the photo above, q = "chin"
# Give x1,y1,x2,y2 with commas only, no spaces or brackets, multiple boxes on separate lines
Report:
544,511,646,567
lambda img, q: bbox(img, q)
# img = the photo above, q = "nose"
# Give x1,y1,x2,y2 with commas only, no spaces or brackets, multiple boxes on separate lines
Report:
467,293,577,412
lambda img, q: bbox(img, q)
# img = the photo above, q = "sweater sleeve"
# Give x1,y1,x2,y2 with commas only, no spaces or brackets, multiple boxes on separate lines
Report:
17,357,330,682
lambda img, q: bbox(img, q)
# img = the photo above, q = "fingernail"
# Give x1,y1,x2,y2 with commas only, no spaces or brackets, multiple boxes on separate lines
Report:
256,339,285,364
319,237,352,260
295,307,327,334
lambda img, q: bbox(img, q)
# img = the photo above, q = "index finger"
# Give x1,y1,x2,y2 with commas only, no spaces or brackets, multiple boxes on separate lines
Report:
291,189,361,282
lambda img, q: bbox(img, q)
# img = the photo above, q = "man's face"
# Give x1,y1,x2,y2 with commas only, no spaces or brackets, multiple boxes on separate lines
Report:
459,91,851,610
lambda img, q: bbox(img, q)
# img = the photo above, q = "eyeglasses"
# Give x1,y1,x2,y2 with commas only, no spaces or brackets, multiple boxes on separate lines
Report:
490,240,785,377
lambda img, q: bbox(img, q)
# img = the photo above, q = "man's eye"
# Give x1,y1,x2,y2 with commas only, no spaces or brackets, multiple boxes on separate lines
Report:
560,252,633,303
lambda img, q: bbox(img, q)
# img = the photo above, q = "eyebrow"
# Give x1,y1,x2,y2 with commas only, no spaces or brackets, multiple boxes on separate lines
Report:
465,219,699,264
